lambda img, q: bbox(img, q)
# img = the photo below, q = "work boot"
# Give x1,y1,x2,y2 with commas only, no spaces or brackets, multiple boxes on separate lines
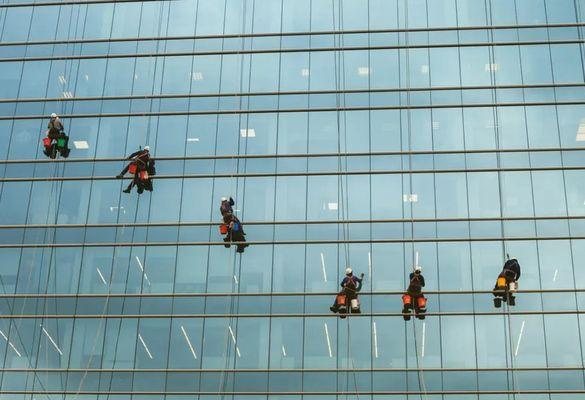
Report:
122,187,131,193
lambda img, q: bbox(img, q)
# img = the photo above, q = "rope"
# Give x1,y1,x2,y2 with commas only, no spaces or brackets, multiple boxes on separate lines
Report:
0,3,78,395
75,0,165,397
402,1,428,399
331,1,360,399
216,1,250,397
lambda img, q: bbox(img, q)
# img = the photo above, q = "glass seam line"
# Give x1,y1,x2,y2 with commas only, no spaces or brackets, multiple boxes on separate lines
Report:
2,100,585,120
0,215,581,229
2,82,582,104
0,366,582,372
3,165,585,181
1,310,585,318
0,389,583,395
0,0,162,8
0,38,583,62
0,288,581,298
2,235,585,248
2,21,584,44
3,145,585,165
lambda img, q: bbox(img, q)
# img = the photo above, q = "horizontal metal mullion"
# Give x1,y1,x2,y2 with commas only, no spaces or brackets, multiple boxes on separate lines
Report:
1,145,585,165
2,165,585,182
1,310,585,319
0,39,582,62
2,100,585,121
0,214,581,230
1,235,584,248
2,22,585,45
1,82,583,104
0,288,582,298
0,390,584,395
1,366,582,373
0,0,164,8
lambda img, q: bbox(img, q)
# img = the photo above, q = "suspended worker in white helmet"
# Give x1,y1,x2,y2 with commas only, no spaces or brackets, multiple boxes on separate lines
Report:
402,265,427,320
117,146,155,194
43,112,69,159
219,196,235,221
330,267,365,317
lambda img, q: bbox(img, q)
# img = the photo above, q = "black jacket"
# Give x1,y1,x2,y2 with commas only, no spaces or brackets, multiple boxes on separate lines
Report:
127,150,150,170
408,272,425,294
502,259,521,281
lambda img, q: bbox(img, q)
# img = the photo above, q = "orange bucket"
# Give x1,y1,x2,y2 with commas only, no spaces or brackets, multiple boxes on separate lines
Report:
336,294,347,306
219,224,228,234
496,277,506,289
128,164,137,174
402,294,412,305
417,296,427,309
139,171,149,180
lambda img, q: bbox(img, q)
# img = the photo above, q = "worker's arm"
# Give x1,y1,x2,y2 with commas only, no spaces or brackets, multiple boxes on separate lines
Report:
229,197,235,206
127,150,141,159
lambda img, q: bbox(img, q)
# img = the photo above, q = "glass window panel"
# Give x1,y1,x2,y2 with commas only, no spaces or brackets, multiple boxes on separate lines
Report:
551,44,585,84
304,317,337,368
168,318,203,368
111,2,142,37
253,0,282,33
440,316,477,368
167,0,198,36
521,46,553,84
1,8,32,42
282,0,310,32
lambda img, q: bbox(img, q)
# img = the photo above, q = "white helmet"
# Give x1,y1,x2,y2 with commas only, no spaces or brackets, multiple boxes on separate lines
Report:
143,146,150,151
50,113,57,118
414,265,422,273
345,267,353,275
221,197,228,201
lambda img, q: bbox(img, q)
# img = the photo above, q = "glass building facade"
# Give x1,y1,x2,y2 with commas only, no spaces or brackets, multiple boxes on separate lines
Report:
0,0,585,398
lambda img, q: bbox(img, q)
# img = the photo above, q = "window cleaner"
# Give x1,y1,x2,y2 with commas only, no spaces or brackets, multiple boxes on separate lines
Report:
402,266,427,321
330,268,364,318
493,257,521,308
117,146,154,194
221,213,249,253
43,113,70,159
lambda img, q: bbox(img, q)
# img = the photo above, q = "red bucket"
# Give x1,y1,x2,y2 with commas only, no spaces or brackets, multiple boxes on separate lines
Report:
139,170,149,180
128,164,137,174
336,294,347,306
42,137,51,147
219,224,228,234
417,296,427,309
402,294,412,305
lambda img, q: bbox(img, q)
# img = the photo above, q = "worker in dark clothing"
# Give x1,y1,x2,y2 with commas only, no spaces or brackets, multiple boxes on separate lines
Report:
222,213,249,253
402,266,427,320
116,146,153,194
220,197,235,218
493,257,521,307
43,113,70,159
330,268,364,317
